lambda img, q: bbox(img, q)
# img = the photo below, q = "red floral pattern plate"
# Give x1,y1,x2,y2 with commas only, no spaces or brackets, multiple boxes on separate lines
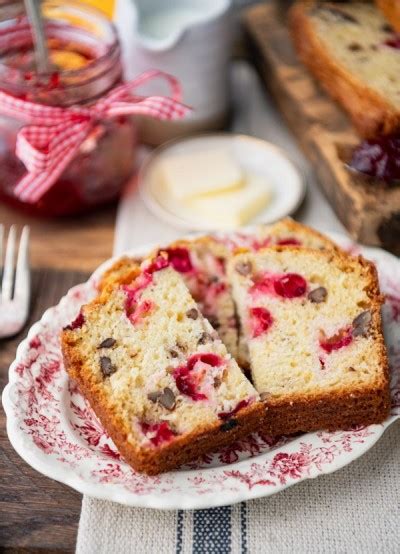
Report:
2,232,400,510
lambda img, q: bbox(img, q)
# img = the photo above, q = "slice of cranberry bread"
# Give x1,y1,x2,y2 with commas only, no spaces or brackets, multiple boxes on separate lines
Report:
62,258,261,475
289,1,400,138
228,246,390,434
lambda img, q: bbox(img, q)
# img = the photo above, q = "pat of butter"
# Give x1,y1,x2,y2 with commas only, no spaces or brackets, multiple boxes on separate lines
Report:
160,149,244,200
186,174,271,228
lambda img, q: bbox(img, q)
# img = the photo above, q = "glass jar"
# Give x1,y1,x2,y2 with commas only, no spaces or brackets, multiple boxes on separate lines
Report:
0,0,137,217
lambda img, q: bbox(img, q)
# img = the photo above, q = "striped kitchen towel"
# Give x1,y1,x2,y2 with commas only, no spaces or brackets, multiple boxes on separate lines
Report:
76,421,400,553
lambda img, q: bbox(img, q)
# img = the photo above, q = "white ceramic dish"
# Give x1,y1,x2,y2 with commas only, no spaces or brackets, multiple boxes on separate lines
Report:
2,231,399,510
138,134,305,231
114,0,233,139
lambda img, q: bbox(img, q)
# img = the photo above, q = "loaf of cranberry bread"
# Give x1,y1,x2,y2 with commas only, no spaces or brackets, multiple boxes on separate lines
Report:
289,1,400,137
62,257,261,475
376,0,400,32
228,246,391,434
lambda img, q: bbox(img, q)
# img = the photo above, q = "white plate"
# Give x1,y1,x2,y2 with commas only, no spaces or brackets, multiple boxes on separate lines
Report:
2,231,399,510
138,134,305,231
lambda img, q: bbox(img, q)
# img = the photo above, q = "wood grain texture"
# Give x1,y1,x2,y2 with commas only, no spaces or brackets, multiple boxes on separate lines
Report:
243,2,400,254
0,203,116,272
0,269,90,552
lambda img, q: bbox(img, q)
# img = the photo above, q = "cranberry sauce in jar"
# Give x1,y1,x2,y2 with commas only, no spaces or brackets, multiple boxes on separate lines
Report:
0,1,136,217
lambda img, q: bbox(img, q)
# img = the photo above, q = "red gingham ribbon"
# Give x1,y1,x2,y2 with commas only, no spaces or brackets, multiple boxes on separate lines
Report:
0,70,190,203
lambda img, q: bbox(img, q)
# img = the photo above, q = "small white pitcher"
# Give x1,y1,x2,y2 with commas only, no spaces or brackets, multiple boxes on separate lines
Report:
114,0,233,144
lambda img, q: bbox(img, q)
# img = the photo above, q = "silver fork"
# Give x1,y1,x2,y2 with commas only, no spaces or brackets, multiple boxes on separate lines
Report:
0,225,30,339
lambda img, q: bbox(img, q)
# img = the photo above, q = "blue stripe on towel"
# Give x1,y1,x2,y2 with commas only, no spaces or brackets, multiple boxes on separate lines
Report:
240,503,247,554
193,506,232,553
176,510,184,554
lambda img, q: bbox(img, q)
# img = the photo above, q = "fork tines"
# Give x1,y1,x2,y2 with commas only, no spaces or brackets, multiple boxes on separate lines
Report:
0,225,30,302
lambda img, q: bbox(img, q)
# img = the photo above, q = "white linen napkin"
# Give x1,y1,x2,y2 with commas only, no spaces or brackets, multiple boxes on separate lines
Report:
77,62,399,554
77,423,400,553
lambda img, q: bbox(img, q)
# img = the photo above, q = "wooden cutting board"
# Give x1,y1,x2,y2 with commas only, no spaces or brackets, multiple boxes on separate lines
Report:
243,1,400,255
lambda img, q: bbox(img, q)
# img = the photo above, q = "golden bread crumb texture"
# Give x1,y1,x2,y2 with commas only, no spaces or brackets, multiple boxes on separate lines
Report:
228,247,387,399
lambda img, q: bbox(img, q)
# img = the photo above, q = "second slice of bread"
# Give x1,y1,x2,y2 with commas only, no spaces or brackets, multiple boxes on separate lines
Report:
228,247,391,434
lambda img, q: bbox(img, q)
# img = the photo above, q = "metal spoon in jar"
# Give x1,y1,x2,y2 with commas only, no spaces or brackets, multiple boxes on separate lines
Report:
24,0,52,74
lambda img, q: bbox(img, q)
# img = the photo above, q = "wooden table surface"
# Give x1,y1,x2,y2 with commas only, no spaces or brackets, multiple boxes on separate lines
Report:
0,204,117,552
0,204,116,271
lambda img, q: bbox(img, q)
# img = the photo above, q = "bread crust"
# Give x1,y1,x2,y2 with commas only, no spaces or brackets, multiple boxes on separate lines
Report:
261,217,342,253
289,1,400,138
98,256,142,291
376,0,400,32
261,384,390,436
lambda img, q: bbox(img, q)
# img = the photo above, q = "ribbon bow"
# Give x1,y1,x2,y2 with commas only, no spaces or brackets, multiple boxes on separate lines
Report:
0,70,190,203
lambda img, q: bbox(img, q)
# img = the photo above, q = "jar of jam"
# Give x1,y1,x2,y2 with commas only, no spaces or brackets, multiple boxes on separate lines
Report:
0,0,136,217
